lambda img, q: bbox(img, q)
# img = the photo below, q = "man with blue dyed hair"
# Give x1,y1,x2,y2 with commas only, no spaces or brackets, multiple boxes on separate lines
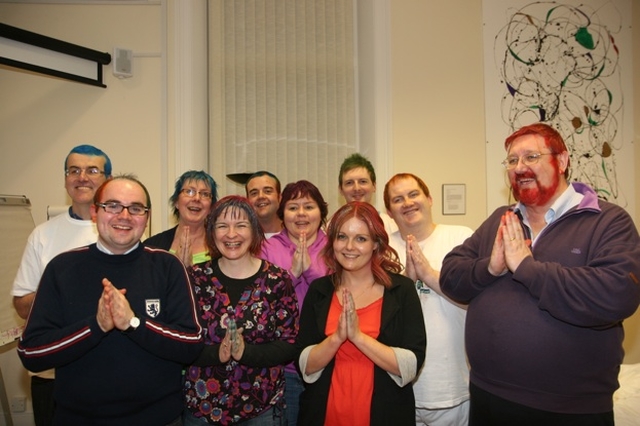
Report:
64,144,112,178
12,144,112,426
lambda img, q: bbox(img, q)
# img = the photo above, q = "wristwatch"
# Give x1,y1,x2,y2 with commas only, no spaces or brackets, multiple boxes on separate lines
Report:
123,315,141,333
415,279,431,294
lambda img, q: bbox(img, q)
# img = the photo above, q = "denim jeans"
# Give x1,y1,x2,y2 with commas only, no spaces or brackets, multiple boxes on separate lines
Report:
183,406,286,426
284,371,303,426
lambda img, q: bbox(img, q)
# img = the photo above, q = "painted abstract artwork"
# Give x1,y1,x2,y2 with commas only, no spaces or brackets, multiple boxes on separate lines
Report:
483,0,633,213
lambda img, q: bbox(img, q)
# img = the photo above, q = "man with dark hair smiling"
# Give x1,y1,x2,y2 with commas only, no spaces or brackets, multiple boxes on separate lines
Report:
18,175,203,426
245,170,283,238
440,123,640,425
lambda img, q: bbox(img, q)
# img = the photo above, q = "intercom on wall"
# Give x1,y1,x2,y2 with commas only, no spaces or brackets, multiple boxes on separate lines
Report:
113,47,133,78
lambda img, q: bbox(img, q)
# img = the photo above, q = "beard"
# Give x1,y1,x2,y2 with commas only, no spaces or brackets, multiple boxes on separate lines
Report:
510,170,560,207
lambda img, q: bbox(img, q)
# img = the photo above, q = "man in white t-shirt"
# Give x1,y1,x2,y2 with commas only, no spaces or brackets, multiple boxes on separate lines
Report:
11,144,112,426
245,171,283,238
384,172,472,426
338,153,398,235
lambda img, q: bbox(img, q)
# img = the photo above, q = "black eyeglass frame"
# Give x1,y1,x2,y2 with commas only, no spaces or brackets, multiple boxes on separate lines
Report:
95,202,149,216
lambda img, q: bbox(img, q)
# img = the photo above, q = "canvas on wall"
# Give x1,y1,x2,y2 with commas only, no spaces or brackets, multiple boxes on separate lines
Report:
483,0,634,216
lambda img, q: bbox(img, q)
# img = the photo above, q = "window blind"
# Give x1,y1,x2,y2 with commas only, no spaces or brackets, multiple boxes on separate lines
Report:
209,0,357,212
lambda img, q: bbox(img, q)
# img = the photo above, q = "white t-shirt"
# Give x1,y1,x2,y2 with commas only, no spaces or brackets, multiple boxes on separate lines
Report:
379,211,398,236
12,211,98,297
12,211,98,380
389,224,473,409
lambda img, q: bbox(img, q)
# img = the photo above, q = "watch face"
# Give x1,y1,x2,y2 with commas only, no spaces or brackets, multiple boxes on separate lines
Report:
130,316,141,328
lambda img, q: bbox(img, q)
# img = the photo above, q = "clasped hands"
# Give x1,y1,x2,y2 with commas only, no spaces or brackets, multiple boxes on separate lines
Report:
97,278,135,333
335,288,363,344
219,322,245,363
176,225,192,267
488,210,533,276
404,234,436,285
290,231,311,278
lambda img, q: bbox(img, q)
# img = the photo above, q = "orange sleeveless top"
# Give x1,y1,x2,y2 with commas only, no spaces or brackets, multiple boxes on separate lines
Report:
324,292,382,426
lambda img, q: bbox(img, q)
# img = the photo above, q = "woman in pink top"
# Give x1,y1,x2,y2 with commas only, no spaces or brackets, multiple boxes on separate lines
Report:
261,180,330,426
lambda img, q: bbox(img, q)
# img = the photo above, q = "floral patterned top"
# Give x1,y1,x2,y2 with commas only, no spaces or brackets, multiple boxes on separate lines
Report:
184,259,299,424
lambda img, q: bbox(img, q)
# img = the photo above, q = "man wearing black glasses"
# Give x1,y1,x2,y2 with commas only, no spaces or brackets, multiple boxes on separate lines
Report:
18,175,204,426
11,144,111,426
440,123,640,426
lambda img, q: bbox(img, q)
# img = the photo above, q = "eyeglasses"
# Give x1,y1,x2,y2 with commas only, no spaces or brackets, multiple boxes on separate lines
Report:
96,202,149,216
180,188,213,199
502,152,554,170
65,167,105,177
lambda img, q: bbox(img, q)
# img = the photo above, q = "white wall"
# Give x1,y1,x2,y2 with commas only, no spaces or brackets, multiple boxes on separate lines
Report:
627,0,640,367
390,1,487,230
0,1,638,424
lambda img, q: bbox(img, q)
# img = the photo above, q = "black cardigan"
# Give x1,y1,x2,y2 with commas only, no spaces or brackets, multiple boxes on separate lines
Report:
296,273,426,425
144,226,177,251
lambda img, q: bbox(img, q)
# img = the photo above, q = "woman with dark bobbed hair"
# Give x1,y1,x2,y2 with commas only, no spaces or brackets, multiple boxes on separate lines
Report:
145,170,217,266
261,179,331,425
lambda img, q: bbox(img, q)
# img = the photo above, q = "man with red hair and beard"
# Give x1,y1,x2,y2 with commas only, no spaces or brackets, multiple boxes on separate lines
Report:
440,122,640,426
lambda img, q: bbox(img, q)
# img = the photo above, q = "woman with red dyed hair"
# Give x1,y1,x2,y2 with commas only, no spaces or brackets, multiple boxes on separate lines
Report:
296,202,426,425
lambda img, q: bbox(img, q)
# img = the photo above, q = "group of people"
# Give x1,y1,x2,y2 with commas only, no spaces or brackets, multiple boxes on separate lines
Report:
12,122,640,426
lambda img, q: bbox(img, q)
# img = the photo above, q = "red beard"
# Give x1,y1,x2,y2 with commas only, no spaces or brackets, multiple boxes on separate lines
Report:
510,170,560,206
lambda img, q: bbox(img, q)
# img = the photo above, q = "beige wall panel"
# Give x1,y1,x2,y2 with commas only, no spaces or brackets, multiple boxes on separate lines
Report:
389,0,487,230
